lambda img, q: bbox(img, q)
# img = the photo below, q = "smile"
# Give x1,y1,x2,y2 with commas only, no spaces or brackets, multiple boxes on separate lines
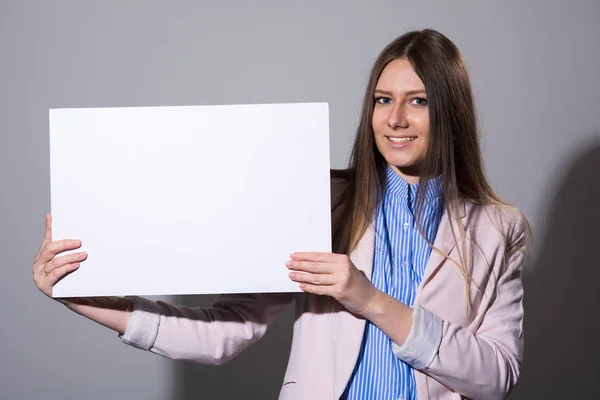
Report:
386,136,417,143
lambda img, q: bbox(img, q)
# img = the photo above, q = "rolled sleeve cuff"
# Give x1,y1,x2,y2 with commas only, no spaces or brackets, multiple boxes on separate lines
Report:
119,296,161,351
391,304,443,370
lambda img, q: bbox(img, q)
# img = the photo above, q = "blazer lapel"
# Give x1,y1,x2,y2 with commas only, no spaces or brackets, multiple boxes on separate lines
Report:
332,222,375,397
419,199,468,289
352,222,376,280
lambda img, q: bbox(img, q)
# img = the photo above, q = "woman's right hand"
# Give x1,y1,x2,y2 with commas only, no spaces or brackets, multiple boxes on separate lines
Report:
32,213,88,299
32,213,132,333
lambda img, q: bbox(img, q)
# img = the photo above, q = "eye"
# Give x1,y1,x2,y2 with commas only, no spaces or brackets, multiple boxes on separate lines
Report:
410,97,428,106
375,96,392,105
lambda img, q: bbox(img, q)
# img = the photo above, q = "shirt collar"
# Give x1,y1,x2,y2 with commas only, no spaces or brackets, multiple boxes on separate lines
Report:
383,165,443,201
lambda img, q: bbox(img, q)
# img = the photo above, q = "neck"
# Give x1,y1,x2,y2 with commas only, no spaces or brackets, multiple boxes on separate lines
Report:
389,164,420,185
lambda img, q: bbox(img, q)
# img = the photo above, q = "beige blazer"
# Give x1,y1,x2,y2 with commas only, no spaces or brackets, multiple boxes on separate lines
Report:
121,173,527,400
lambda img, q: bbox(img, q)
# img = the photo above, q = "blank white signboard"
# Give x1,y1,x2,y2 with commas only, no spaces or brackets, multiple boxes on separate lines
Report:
49,102,331,297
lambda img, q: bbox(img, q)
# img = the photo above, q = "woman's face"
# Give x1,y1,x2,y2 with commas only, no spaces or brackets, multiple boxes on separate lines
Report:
372,58,429,184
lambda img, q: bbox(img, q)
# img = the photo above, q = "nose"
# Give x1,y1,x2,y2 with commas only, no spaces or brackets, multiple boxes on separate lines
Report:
386,104,409,129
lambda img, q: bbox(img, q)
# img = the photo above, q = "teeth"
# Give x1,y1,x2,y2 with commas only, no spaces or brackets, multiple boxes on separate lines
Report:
388,136,416,143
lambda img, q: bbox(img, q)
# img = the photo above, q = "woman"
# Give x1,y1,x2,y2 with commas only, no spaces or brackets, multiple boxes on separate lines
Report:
32,29,529,400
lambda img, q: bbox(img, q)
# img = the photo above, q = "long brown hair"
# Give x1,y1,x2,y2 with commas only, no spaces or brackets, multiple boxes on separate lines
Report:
333,29,522,307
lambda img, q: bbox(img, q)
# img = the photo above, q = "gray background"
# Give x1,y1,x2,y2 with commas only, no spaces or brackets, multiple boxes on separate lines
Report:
1,1,599,399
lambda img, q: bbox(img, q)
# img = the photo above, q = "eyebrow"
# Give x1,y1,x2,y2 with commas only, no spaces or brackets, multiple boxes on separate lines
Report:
374,89,426,96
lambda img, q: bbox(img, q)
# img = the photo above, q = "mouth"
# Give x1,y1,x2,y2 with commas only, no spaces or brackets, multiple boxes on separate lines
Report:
386,136,417,143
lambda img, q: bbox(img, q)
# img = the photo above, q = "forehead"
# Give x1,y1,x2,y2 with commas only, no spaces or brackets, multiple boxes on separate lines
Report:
376,58,425,91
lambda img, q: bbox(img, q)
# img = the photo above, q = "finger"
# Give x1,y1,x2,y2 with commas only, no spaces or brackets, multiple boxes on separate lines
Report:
290,252,342,263
46,262,81,288
285,260,334,273
45,213,52,242
34,213,53,263
298,283,331,296
33,261,80,297
44,251,88,275
289,271,336,286
38,239,82,264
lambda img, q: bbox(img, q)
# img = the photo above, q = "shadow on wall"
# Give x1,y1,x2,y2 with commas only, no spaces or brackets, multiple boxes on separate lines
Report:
170,294,294,399
510,139,600,399
165,140,600,399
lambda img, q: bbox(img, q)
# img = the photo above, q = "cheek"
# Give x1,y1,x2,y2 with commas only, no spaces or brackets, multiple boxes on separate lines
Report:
412,113,429,130
412,114,430,143
371,110,385,134
421,127,430,149
371,117,387,155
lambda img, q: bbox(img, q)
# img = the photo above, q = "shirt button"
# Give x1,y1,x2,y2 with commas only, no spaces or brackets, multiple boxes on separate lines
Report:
401,261,408,267
403,222,410,229
398,396,406,400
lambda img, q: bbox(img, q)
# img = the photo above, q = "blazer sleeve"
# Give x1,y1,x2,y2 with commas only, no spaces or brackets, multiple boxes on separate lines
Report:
119,293,293,365
118,169,349,366
393,214,528,400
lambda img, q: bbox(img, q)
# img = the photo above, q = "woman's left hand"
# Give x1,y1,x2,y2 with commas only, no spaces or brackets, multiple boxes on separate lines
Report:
286,252,379,316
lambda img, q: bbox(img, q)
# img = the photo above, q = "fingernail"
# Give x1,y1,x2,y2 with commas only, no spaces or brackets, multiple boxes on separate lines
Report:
71,239,81,244
285,260,292,267
79,252,87,258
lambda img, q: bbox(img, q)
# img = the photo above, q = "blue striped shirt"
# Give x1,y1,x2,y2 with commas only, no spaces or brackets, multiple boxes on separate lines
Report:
342,167,444,400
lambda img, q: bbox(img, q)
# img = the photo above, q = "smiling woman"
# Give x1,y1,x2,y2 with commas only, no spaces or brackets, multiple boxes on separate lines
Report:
372,58,431,183
32,29,530,400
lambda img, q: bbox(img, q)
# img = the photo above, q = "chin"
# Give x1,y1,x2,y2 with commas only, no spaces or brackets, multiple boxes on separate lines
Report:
381,154,417,169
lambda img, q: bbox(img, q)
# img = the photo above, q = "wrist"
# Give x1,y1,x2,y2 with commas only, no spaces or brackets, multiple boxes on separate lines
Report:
364,291,414,345
57,296,133,312
360,287,386,320
57,297,82,312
